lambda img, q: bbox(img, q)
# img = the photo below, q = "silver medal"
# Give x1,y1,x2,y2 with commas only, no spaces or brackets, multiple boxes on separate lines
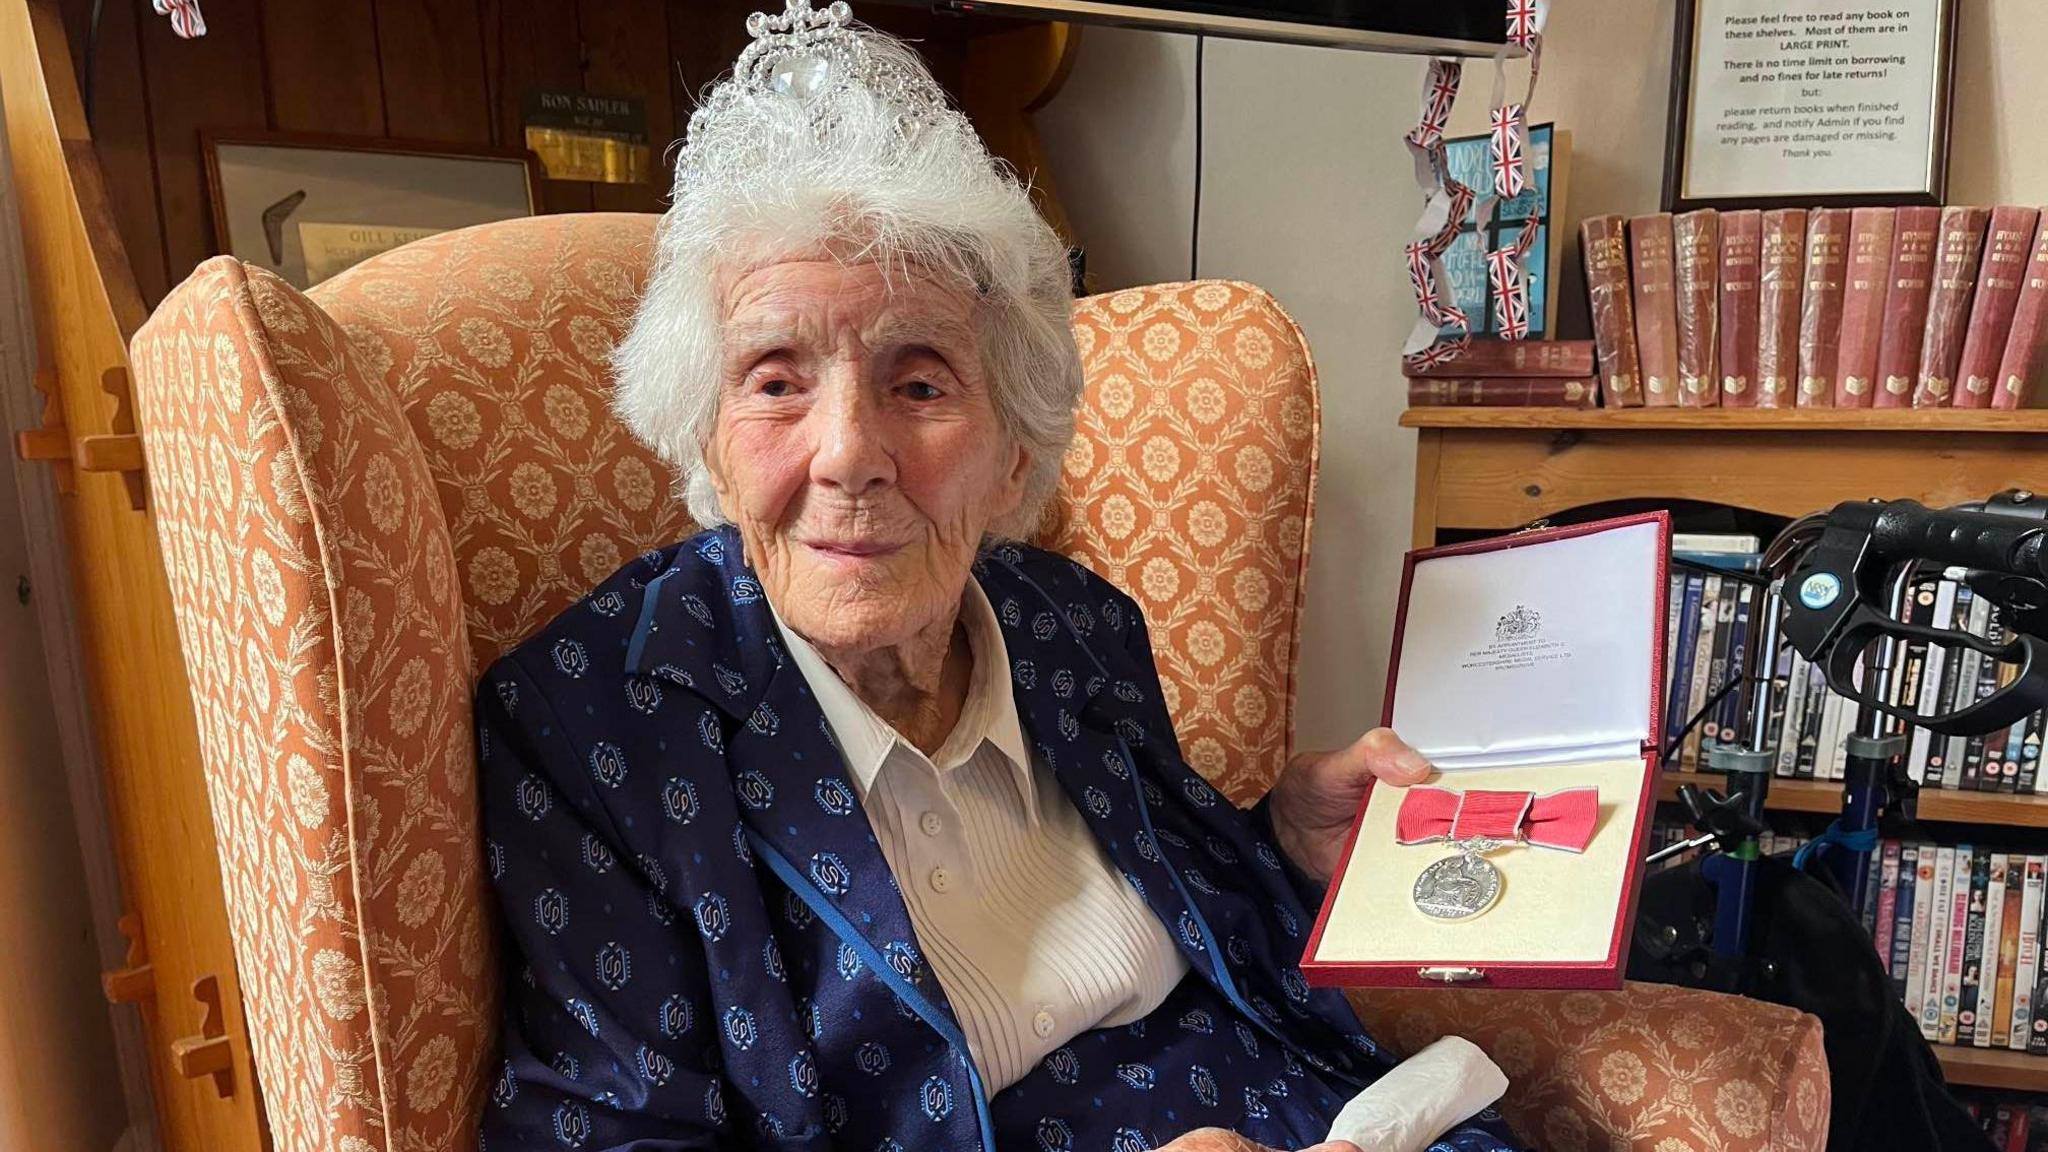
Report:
1412,840,1502,920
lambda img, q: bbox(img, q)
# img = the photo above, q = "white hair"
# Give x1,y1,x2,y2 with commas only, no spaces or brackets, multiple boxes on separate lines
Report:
610,26,1082,539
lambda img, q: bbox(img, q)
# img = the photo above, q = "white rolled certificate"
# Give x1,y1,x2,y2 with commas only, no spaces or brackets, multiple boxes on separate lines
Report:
1325,1035,1508,1152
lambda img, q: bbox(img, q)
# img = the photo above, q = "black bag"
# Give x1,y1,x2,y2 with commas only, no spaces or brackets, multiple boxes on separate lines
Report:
1628,853,1994,1152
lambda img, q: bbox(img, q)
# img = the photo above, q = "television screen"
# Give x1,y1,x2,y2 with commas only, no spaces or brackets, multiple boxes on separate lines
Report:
938,0,1509,55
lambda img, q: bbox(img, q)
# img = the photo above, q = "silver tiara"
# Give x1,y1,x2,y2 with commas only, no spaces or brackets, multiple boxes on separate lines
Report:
736,0,857,100
723,0,945,110
674,1,963,199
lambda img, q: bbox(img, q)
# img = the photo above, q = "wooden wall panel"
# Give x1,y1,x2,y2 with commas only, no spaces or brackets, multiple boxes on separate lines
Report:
56,0,88,91
670,0,753,113
79,0,170,305
481,0,590,213
55,0,1030,314
262,0,385,135
579,0,675,214
862,4,972,95
373,0,491,142
135,0,267,286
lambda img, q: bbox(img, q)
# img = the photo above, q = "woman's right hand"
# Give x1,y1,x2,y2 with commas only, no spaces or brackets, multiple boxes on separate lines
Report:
1156,1129,1362,1152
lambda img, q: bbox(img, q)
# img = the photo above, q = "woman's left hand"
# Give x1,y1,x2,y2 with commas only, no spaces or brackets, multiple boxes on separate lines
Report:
1267,728,1433,885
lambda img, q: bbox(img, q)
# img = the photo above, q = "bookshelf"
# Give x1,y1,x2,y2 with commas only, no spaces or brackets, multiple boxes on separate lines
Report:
1405,403,2048,1093
1403,407,2048,549
1941,1047,2048,1092
1401,407,2048,433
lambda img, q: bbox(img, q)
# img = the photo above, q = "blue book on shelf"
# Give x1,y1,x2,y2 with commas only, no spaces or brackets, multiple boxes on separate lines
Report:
1665,574,1706,763
1437,122,1558,341
1888,845,1917,1001
1674,550,1763,574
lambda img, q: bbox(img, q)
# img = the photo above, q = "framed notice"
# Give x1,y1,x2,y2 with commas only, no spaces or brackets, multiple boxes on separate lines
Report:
204,131,540,289
1662,0,1956,211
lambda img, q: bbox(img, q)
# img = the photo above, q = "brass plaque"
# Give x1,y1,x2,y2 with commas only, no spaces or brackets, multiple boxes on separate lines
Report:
523,91,652,185
298,222,442,285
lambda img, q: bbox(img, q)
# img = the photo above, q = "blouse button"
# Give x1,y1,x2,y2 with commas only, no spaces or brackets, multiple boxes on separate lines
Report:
919,811,943,837
1032,1009,1056,1038
929,867,952,894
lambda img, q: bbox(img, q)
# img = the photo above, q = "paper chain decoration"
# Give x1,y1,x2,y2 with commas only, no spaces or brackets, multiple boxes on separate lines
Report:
1488,103,1526,198
1507,0,1542,49
1401,0,1552,369
153,0,206,38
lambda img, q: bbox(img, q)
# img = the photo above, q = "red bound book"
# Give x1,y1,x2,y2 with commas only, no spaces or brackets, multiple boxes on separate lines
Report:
1673,209,1721,406
1834,207,1895,407
1955,206,2042,408
1717,210,1762,406
1875,205,1942,408
1405,377,1599,408
1797,208,1850,407
1581,215,1643,407
1755,208,1807,409
1630,213,1680,407
1993,210,2048,409
1915,205,1992,407
1408,339,1596,378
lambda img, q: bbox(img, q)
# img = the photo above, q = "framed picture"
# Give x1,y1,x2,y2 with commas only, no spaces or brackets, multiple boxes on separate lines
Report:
1661,0,1956,211
203,131,542,289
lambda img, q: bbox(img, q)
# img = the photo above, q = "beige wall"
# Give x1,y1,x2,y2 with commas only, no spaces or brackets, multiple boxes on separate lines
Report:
0,434,126,1152
1039,1,2048,752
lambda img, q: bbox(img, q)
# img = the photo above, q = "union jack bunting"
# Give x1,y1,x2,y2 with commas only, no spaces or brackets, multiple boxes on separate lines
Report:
1404,334,1472,372
1404,59,1463,150
1415,177,1475,257
153,0,207,37
1401,59,1476,354
1485,218,1543,340
1405,242,1468,330
1405,242,1436,306
1507,0,1542,49
1488,104,1527,198
1390,2,1560,361
1509,214,1540,259
1486,245,1531,340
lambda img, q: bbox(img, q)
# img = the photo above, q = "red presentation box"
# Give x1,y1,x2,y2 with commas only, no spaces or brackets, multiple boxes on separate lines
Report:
1303,512,1671,991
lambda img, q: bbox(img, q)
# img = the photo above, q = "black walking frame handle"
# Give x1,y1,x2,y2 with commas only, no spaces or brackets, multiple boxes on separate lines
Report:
1781,495,2048,735
1639,492,2048,983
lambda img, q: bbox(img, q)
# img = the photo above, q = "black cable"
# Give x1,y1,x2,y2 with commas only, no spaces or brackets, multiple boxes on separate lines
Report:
81,0,104,127
1661,673,1767,768
1189,32,1203,282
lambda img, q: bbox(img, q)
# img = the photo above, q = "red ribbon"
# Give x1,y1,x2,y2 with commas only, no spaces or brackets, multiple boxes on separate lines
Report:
1394,786,1599,853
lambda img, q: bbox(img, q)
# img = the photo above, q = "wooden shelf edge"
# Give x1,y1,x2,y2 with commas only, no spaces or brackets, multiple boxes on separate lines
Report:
1936,1045,2048,1091
1399,406,2048,433
1914,790,2048,828
1656,771,2048,827
1655,771,1842,815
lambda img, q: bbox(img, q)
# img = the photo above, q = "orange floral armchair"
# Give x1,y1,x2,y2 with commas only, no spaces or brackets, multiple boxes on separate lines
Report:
126,213,1827,1152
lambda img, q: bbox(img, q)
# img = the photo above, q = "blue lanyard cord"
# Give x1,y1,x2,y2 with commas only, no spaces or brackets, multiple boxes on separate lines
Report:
1789,819,1880,872
747,833,999,1152
996,559,1360,1088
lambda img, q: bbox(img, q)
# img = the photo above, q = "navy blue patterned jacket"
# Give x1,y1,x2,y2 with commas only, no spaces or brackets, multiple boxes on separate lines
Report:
476,526,1522,1152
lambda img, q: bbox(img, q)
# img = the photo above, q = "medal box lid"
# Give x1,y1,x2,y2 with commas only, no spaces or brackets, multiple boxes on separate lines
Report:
1302,511,1671,991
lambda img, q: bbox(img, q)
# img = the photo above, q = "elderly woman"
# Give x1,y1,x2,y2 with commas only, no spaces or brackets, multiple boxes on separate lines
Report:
477,5,1522,1151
